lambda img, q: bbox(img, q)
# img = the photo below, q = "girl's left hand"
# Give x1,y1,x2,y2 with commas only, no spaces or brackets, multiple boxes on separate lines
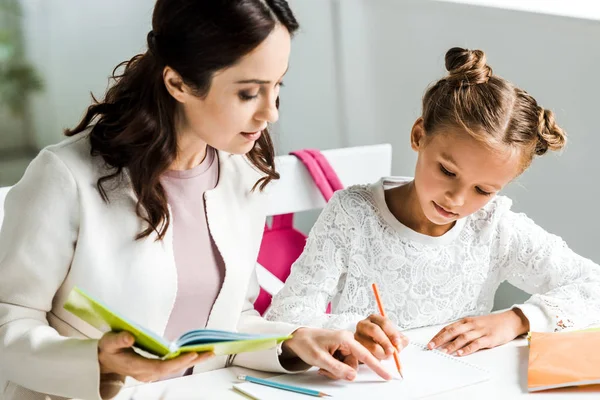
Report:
427,309,530,357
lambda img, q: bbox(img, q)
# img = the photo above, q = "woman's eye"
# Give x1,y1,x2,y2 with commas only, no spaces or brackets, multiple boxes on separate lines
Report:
239,91,259,101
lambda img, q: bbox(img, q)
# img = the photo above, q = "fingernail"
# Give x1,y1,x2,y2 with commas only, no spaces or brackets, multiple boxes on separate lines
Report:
457,350,463,356
441,348,448,353
387,347,395,355
427,342,434,349
346,372,356,380
189,353,198,360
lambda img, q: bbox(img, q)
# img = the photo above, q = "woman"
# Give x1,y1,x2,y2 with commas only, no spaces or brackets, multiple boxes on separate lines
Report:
0,1,390,399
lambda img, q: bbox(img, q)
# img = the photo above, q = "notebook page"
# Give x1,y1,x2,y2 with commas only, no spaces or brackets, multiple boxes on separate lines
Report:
233,342,490,399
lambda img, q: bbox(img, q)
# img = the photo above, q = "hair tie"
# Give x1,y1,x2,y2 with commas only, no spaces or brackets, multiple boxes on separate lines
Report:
147,31,157,54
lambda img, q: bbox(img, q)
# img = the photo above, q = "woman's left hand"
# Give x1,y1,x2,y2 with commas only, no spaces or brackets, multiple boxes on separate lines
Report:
282,327,393,381
427,308,530,357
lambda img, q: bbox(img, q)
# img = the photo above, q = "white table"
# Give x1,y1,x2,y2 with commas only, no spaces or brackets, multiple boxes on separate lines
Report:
115,324,598,399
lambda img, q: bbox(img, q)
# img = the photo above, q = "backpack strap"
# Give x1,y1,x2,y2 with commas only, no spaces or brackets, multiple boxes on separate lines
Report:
290,149,335,201
303,149,344,192
269,149,344,231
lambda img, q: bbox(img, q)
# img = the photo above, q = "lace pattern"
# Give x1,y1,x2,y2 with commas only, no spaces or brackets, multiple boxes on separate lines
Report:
265,180,600,333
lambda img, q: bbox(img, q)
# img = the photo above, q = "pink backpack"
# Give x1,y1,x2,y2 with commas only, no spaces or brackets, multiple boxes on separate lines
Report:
254,149,344,315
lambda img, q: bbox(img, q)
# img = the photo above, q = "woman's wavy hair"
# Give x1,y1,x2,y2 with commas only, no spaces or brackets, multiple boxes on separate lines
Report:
65,0,299,240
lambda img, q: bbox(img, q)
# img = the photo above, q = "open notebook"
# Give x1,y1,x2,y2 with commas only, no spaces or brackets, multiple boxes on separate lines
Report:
63,287,291,359
233,342,490,399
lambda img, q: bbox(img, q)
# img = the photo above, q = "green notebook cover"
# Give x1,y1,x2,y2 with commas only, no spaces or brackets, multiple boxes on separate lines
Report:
63,286,292,360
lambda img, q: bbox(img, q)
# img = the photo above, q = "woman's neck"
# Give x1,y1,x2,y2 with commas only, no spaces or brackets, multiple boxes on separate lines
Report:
170,127,209,171
385,181,454,237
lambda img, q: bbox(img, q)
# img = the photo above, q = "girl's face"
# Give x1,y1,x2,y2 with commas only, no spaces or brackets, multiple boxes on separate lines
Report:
165,24,291,156
411,118,522,227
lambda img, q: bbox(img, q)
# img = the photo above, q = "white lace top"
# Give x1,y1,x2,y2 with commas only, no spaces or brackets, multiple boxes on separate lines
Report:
265,177,600,333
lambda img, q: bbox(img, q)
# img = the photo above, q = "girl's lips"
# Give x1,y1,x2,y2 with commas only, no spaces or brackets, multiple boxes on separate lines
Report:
433,201,457,218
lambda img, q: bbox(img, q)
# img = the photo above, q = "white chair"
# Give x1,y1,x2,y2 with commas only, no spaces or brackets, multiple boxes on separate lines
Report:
0,186,11,228
256,144,393,296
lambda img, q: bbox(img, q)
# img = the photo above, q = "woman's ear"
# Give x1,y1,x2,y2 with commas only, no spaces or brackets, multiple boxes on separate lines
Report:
410,117,426,151
163,66,188,103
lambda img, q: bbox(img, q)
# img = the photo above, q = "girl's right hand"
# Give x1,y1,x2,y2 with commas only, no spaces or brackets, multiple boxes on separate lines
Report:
355,314,409,360
98,331,214,383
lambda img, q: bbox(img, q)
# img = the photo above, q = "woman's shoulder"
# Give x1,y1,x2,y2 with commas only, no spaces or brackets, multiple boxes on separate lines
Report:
41,130,103,176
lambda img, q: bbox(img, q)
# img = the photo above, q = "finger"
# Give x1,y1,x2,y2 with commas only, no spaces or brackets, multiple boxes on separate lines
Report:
357,320,395,356
129,352,199,382
397,333,410,352
346,339,392,381
160,352,206,376
185,351,215,369
367,315,404,350
343,354,360,371
355,333,388,360
313,350,358,381
442,330,480,355
99,331,135,353
318,368,338,380
458,337,489,356
428,320,472,350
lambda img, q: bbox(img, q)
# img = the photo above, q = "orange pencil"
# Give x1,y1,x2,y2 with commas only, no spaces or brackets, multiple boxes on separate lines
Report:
371,282,403,379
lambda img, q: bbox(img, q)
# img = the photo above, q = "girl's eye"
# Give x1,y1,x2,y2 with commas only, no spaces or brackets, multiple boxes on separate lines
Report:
440,164,455,177
476,187,492,196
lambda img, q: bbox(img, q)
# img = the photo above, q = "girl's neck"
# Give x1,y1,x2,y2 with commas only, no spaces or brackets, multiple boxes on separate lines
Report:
385,181,455,237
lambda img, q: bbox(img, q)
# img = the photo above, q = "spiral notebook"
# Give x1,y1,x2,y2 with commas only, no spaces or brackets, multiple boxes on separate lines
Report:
233,342,490,399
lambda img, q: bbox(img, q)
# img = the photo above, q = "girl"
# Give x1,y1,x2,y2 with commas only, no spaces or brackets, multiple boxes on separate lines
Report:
0,1,390,399
265,47,600,362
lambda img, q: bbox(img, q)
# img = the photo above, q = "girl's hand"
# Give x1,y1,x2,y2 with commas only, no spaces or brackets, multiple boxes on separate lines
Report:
281,327,393,381
98,331,214,383
355,314,409,360
427,309,530,357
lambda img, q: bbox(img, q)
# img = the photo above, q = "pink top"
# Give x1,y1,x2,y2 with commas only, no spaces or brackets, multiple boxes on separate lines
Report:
160,147,225,342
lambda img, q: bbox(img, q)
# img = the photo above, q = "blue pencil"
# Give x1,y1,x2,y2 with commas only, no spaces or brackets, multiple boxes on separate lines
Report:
238,374,331,397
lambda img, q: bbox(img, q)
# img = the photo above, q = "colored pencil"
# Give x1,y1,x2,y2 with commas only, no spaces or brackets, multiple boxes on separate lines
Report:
371,282,403,378
238,374,331,397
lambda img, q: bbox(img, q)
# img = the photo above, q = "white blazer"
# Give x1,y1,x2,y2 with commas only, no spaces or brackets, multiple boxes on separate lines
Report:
0,133,300,400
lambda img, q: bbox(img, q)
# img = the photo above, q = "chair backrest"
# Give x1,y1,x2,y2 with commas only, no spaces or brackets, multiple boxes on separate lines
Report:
256,144,393,296
264,144,392,216
0,186,11,228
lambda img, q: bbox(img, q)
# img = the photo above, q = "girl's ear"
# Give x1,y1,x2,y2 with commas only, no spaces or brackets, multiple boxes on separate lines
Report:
411,118,427,151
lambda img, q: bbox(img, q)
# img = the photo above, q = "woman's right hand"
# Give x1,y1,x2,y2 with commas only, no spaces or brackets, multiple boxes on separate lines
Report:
98,331,214,383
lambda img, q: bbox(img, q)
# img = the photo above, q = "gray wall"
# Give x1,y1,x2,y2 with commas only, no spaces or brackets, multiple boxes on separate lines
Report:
282,0,600,309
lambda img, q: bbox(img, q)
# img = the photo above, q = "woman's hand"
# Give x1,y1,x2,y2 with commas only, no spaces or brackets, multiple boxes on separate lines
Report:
355,314,409,360
98,331,214,383
427,309,530,356
282,327,393,381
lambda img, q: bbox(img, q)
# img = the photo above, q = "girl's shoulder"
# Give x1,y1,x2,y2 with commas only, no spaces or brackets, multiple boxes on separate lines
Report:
464,194,514,236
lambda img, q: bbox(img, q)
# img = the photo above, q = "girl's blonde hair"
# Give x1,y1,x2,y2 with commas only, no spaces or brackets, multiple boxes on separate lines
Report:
422,47,566,171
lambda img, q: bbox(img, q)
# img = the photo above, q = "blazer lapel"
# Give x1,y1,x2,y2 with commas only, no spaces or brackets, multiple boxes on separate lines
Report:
204,152,266,330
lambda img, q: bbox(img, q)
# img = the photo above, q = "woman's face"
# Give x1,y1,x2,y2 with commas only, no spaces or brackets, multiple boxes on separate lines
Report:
165,24,291,157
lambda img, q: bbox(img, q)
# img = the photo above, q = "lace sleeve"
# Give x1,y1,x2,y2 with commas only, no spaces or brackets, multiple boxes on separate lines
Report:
494,210,600,332
264,191,365,330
